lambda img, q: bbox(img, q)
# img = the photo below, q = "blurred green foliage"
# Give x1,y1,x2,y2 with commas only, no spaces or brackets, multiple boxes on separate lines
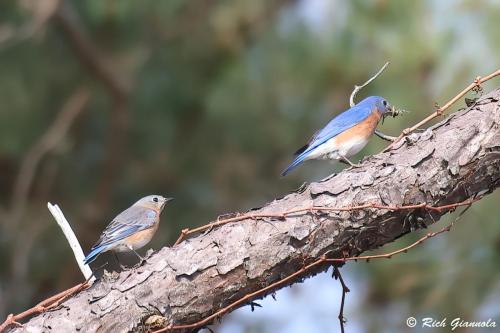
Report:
0,0,498,331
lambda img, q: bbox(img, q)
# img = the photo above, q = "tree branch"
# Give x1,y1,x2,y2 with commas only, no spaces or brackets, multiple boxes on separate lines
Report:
52,2,130,99
52,0,132,225
7,89,500,332
7,88,89,231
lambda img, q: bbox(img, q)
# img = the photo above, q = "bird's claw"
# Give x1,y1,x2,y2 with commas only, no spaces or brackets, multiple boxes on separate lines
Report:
340,157,361,168
132,259,147,269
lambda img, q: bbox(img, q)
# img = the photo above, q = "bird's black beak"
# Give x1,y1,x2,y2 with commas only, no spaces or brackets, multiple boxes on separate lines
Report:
165,197,175,203
381,106,394,124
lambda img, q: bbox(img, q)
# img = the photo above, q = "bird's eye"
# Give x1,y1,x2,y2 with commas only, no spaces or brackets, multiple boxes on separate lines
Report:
383,100,388,107
153,197,158,203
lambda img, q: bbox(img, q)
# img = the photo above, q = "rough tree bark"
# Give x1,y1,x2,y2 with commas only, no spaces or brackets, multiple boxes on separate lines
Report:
12,89,500,332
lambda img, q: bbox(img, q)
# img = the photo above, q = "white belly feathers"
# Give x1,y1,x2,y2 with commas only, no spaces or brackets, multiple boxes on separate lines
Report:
305,135,369,161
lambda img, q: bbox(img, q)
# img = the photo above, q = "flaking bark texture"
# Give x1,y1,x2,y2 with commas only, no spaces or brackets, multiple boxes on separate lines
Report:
13,89,500,332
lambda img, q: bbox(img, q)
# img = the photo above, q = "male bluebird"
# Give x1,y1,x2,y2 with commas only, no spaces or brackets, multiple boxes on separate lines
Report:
83,195,173,265
282,96,392,176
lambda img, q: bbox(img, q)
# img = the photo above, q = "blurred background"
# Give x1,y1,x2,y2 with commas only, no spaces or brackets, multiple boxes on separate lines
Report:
0,0,499,332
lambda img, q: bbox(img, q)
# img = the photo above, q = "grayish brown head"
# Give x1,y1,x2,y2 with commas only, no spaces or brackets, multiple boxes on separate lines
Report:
133,195,174,212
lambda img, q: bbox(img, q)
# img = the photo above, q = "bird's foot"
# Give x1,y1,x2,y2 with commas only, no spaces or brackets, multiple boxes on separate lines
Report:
131,258,147,269
130,249,147,267
340,157,361,168
113,253,129,271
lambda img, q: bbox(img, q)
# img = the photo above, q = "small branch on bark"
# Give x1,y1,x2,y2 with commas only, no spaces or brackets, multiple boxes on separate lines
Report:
47,203,95,282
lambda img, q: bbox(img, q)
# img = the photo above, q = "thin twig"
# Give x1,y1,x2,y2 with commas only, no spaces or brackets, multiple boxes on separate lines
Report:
47,203,95,282
0,282,90,332
53,5,129,98
350,61,390,107
154,256,334,332
384,69,500,152
173,197,479,245
332,265,349,333
349,62,396,141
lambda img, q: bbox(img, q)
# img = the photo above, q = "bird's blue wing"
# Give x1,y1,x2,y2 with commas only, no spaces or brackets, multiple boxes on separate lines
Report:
282,103,372,176
83,224,143,264
90,206,157,250
84,206,158,264
308,105,372,149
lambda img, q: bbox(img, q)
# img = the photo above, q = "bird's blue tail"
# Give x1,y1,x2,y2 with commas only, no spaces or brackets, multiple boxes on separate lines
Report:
83,245,107,265
281,151,309,176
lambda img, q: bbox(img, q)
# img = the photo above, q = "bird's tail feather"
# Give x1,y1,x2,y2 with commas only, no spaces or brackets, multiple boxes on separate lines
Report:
83,245,107,265
281,151,309,176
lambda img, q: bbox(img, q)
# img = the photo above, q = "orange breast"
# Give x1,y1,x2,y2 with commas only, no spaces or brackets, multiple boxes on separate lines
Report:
334,110,381,144
122,223,159,250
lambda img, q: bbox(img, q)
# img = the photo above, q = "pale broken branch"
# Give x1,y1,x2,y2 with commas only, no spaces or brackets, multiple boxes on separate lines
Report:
47,203,95,282
349,61,390,107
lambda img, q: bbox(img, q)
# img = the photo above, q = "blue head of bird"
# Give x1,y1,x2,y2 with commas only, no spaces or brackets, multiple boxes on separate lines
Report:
134,195,174,212
361,96,392,116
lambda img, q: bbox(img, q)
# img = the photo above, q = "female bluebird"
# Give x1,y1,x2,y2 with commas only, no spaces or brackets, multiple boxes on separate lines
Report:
282,96,392,176
83,195,173,265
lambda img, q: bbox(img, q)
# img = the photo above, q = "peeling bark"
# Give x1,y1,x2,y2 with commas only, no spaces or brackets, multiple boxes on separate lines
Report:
12,89,500,333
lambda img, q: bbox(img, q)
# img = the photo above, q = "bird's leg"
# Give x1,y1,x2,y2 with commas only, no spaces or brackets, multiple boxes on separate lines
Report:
114,252,127,271
129,247,147,266
340,156,361,168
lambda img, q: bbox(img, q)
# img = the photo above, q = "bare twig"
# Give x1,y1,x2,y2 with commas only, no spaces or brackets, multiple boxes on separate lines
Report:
7,89,89,230
173,197,479,246
0,282,89,332
47,203,95,282
53,4,129,98
384,69,500,151
332,266,349,333
349,62,397,141
350,62,390,107
0,0,60,52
